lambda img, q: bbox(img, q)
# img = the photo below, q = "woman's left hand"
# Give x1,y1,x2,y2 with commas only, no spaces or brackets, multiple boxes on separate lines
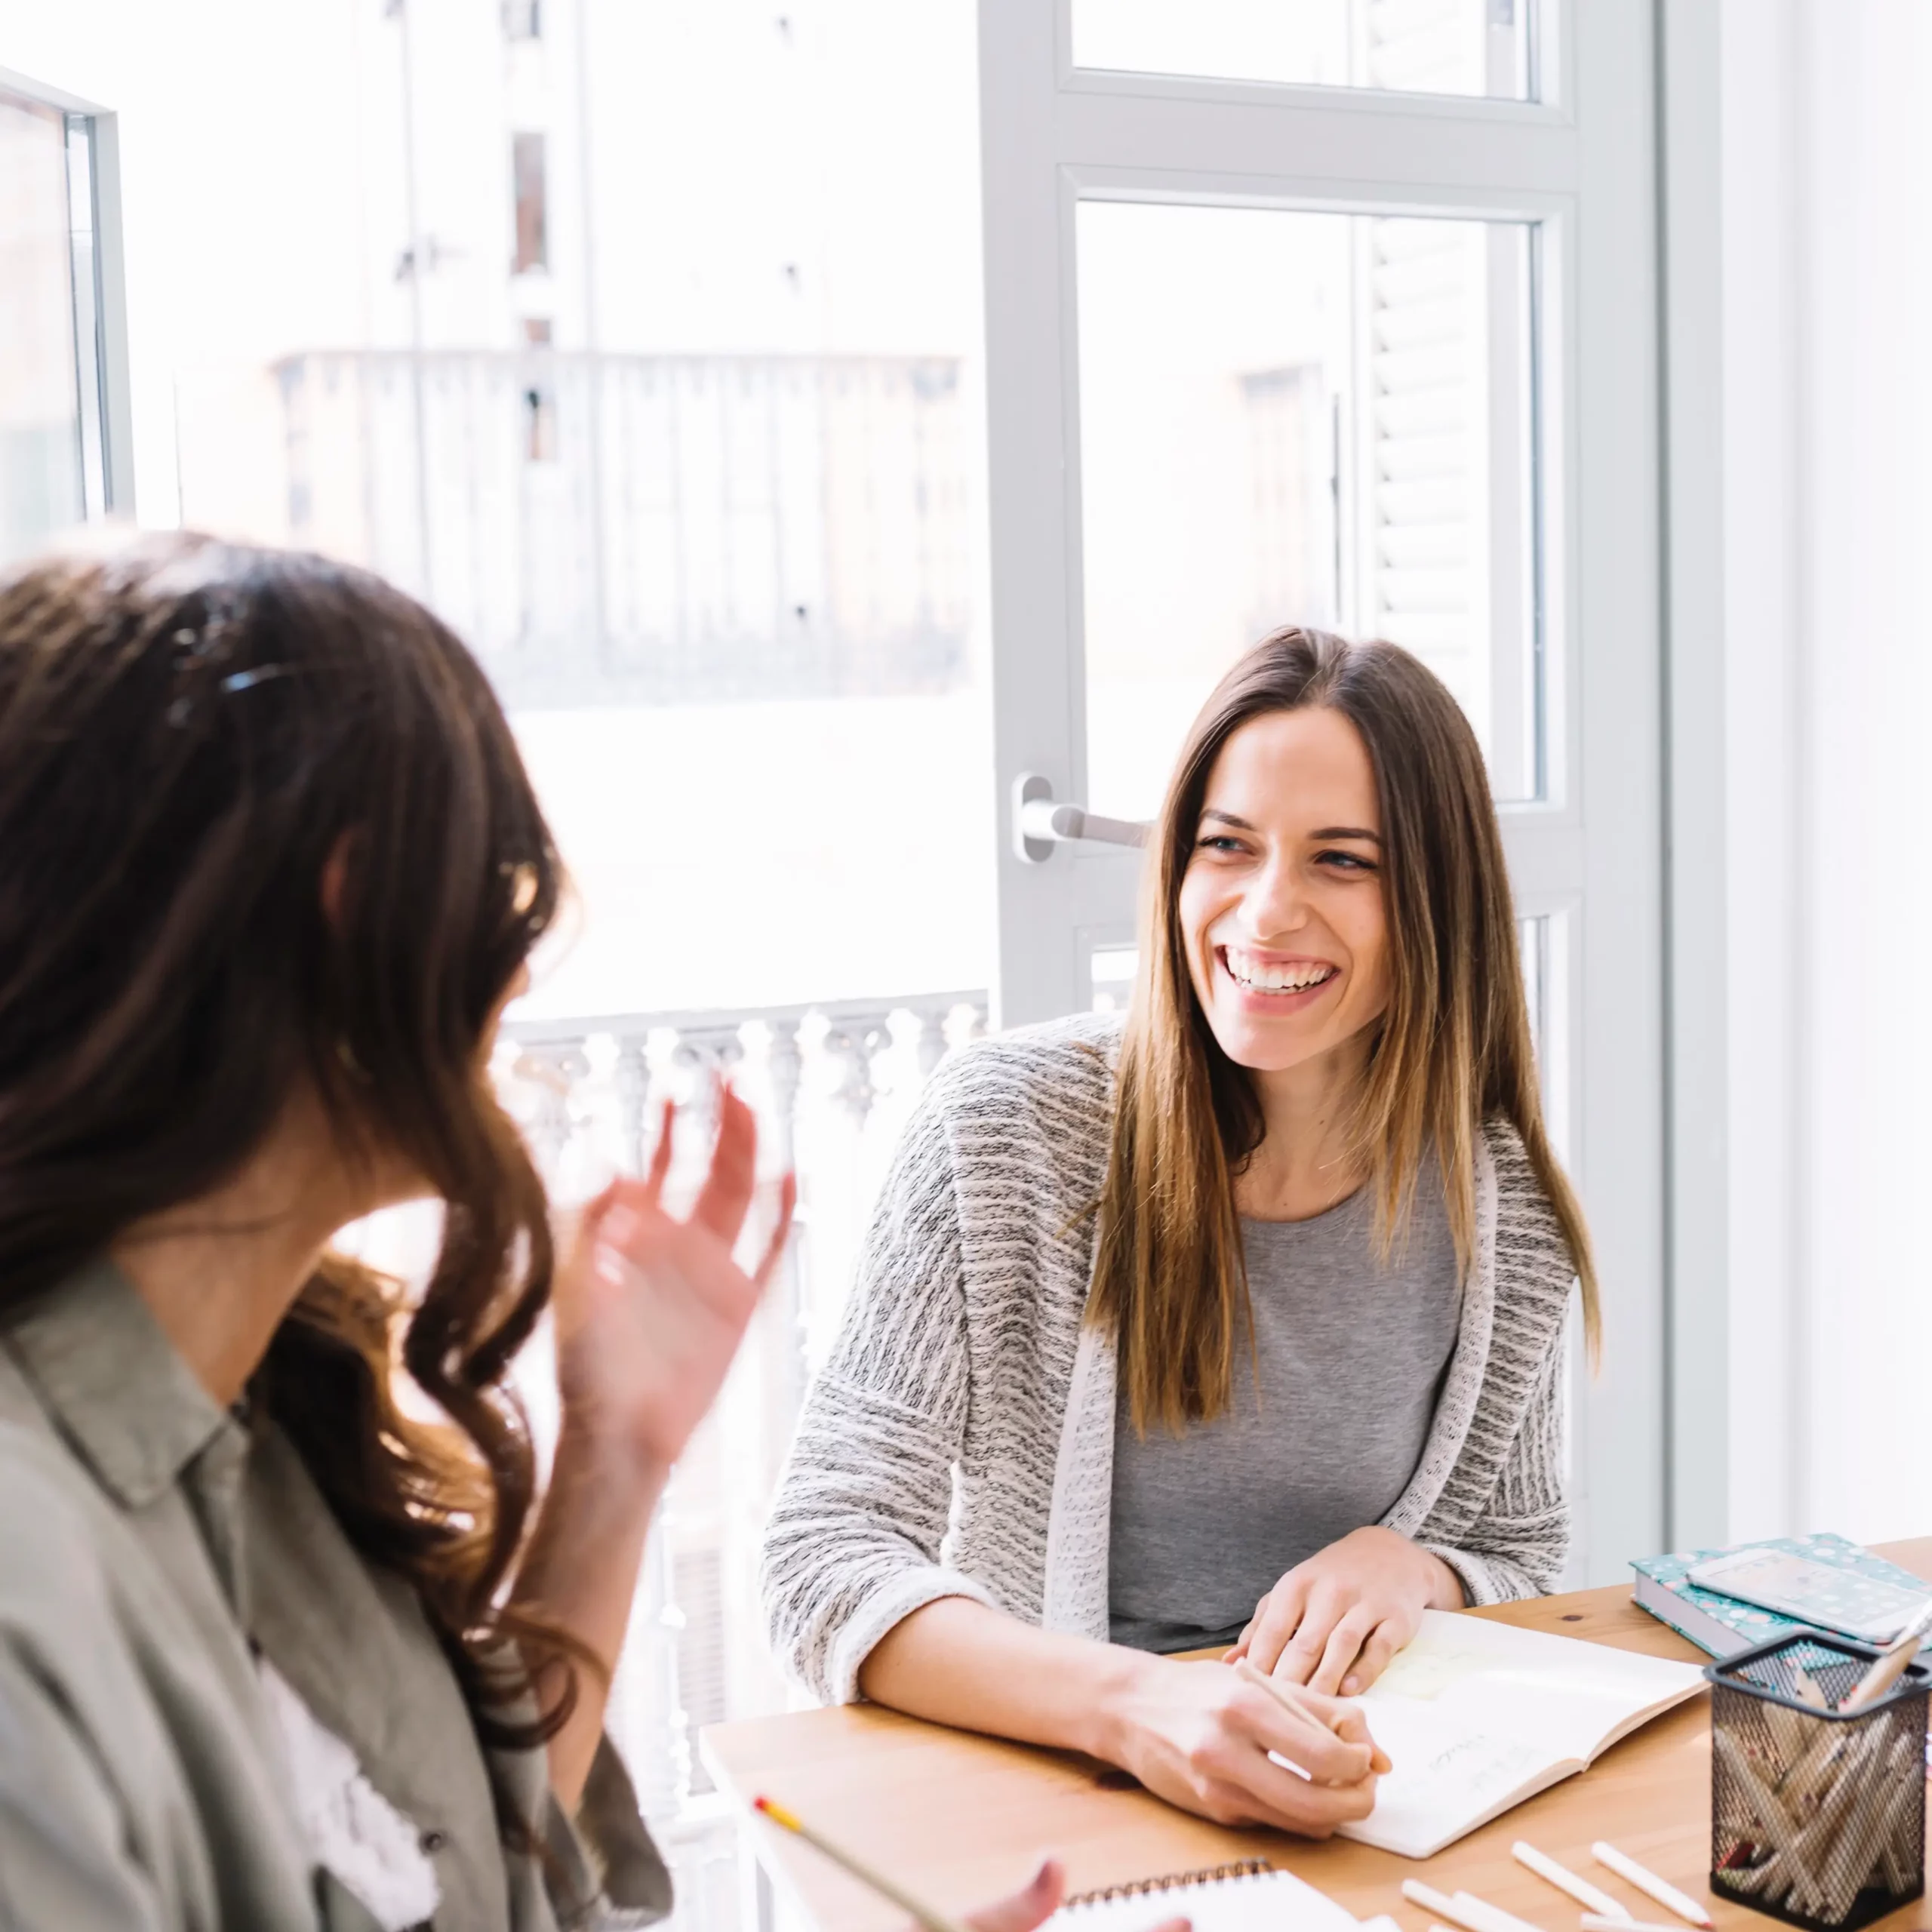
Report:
550,1085,795,1478
1223,1527,1466,1697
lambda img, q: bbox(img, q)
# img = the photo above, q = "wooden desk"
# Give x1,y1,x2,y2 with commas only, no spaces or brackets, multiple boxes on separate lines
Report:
703,1540,1932,1932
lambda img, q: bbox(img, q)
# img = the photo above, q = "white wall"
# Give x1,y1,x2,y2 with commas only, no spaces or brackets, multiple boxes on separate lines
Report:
1700,0,1932,1551
1786,0,1932,1543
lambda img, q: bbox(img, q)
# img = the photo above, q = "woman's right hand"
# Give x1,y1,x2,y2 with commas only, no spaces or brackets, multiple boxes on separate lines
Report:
1099,1655,1383,1835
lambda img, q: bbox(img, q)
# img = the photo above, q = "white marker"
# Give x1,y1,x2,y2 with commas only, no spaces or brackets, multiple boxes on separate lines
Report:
1590,1843,1714,1930
1512,1841,1632,1921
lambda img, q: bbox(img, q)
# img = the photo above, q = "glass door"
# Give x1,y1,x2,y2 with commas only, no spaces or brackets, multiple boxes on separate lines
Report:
978,0,1663,1586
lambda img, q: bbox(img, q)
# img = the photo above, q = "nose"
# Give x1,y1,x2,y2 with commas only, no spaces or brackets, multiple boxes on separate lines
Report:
1235,849,1311,944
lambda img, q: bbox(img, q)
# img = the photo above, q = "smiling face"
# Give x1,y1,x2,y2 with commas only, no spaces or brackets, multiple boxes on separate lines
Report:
1177,705,1391,1078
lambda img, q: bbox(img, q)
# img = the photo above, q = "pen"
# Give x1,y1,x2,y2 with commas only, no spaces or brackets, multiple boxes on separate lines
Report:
1401,1881,1543,1932
1590,1842,1713,1929
1511,1842,1631,1921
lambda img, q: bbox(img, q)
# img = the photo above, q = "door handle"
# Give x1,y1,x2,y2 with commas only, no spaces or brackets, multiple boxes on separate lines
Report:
1012,774,1150,863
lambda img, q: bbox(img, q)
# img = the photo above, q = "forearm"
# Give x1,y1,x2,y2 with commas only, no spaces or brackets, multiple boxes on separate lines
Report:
857,1595,1150,1763
512,1423,667,1809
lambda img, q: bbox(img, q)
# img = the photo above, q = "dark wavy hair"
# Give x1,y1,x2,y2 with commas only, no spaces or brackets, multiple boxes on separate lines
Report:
0,531,577,1747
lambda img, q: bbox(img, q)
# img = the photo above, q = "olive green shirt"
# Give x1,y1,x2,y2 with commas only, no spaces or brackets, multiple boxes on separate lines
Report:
0,1259,671,1932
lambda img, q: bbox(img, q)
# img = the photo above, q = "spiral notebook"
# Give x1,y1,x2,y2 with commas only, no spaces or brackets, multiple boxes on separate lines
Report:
1049,1860,1399,1932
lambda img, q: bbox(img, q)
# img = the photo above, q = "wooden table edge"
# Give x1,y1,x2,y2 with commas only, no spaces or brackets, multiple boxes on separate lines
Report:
703,1538,1932,1932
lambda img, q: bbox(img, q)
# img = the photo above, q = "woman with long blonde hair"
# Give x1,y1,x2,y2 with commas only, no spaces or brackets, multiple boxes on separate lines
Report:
764,627,1595,1836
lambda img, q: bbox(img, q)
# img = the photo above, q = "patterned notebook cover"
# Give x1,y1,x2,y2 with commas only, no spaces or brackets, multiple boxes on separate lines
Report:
1632,1532,1932,1656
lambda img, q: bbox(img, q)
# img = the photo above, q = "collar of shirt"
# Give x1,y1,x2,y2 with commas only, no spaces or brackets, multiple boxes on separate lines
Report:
1,1254,238,1512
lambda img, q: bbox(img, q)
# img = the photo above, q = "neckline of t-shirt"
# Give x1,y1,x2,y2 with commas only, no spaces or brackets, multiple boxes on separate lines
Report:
1238,1183,1370,1234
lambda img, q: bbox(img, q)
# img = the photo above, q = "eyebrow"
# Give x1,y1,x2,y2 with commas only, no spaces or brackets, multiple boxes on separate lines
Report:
1199,808,1383,845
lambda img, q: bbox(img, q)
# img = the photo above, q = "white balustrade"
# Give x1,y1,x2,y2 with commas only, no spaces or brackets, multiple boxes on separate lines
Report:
492,990,986,1865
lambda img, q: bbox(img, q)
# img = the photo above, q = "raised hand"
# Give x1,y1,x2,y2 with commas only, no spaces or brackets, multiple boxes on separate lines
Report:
550,1085,795,1476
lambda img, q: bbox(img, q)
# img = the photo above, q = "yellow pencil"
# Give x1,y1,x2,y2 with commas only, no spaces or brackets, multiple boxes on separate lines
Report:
754,1795,974,1932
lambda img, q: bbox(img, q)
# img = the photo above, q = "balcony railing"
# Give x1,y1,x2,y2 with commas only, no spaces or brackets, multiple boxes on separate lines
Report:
491,988,986,1932
275,349,974,710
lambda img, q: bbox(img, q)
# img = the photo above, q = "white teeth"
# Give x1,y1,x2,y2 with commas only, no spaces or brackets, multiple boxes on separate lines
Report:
1224,949,1337,994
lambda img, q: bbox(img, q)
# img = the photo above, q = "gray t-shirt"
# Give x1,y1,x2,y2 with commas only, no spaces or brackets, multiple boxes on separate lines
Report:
1107,1173,1463,1653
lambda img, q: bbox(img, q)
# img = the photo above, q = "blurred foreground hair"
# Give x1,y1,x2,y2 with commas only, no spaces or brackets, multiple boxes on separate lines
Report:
0,531,577,1749
1089,626,1598,1437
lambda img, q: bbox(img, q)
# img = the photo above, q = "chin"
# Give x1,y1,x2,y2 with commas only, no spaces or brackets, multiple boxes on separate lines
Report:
1200,1007,1331,1075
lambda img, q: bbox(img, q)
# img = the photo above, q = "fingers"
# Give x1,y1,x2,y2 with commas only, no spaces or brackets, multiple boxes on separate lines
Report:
641,1097,675,1204
1267,1586,1339,1688
1308,1610,1377,1697
1242,1575,1309,1676
1231,1684,1374,1787
753,1171,798,1287
1340,1620,1403,1698
1199,1752,1378,1836
962,1859,1066,1932
691,1084,759,1245
1291,1684,1388,1768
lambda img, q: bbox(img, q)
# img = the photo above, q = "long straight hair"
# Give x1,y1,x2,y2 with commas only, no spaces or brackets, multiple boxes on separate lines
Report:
1088,628,1597,1436
0,534,579,1749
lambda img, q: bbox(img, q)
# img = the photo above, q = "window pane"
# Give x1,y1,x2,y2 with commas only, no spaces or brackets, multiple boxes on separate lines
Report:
123,1,993,1024
0,89,84,567
1518,911,1569,1163
1078,200,1541,820
1072,0,1535,101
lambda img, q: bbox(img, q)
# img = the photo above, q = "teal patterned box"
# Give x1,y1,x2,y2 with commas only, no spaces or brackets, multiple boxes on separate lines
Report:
1632,1532,1932,1658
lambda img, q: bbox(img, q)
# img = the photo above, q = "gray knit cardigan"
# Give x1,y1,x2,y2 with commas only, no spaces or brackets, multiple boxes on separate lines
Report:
761,1012,1578,1706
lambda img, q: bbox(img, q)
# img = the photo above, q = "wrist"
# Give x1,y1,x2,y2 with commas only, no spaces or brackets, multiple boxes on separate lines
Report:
1422,1547,1466,1610
1086,1641,1162,1766
550,1412,667,1512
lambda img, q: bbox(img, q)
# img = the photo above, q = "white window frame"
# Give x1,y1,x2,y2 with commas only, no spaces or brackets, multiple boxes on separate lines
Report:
0,65,135,524
976,0,1664,1585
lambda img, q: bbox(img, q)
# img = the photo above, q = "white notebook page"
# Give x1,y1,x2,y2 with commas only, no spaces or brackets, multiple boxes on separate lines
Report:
1341,1611,1706,1857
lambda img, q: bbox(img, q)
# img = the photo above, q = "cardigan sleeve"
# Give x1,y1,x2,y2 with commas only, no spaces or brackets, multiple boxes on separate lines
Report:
1419,1328,1571,1604
759,1059,999,1704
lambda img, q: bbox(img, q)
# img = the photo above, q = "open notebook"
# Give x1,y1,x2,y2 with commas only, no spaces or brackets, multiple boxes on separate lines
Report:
1049,1862,1400,1932
1338,1611,1706,1858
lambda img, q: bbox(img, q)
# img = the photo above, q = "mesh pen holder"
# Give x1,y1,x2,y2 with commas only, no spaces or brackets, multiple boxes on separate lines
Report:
1708,1631,1929,1932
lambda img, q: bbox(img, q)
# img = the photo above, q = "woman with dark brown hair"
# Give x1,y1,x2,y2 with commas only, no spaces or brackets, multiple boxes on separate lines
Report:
764,628,1596,1839
0,533,1120,1932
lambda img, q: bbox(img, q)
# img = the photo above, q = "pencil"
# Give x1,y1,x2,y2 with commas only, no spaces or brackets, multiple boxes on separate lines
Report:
1511,1841,1631,1920
1590,1842,1713,1929
1235,1657,1395,1774
1840,1598,1932,1712
753,1795,974,1932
